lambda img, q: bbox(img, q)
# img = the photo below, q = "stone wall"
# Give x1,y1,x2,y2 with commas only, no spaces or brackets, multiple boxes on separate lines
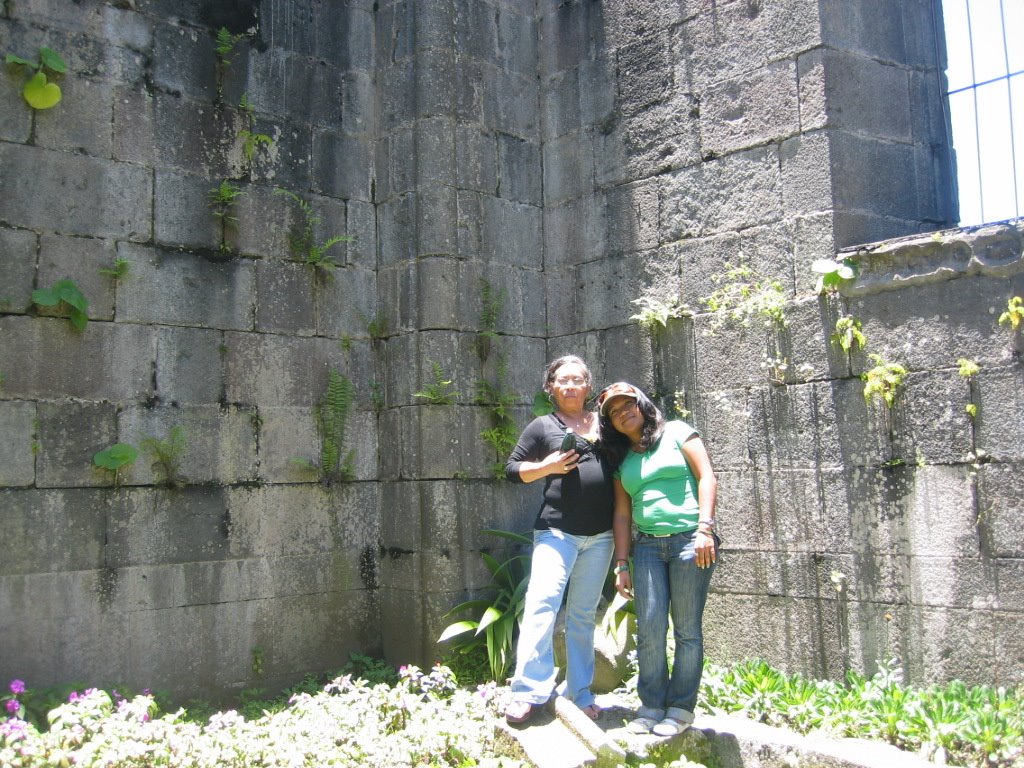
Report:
0,0,1020,701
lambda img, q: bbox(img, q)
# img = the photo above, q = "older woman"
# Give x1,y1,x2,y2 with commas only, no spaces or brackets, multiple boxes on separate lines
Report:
597,382,719,737
503,355,616,725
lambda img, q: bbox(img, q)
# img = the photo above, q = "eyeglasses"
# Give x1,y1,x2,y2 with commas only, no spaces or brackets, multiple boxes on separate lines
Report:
554,376,587,386
607,401,638,421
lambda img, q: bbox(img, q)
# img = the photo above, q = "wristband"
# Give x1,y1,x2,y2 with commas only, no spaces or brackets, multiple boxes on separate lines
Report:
614,563,630,574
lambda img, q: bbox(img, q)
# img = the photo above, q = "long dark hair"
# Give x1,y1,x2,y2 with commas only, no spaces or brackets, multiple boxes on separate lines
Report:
598,386,666,465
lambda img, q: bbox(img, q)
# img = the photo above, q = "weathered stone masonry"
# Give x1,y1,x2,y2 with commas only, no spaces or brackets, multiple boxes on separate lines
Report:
0,0,1021,699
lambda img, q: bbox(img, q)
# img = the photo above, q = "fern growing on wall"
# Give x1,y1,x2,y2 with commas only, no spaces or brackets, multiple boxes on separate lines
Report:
320,369,355,482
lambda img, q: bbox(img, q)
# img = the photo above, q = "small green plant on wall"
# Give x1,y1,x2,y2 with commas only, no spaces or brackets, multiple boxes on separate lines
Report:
5,46,66,109
532,390,554,417
414,360,458,405
292,370,356,483
998,296,1023,332
630,296,691,336
214,27,247,97
702,261,787,329
238,93,274,170
274,188,353,272
93,443,139,487
208,179,243,254
861,354,907,409
958,358,981,419
475,359,518,479
811,256,858,294
32,279,89,330
99,258,131,281
831,315,867,353
141,426,188,487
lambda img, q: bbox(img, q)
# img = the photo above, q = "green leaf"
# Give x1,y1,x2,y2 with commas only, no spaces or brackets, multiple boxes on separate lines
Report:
5,53,35,67
31,287,60,306
476,606,503,634
437,620,479,643
23,70,62,109
94,443,139,470
482,528,533,546
39,47,67,74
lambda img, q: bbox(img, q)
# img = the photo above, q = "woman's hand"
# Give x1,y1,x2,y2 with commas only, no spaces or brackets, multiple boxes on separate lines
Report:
695,530,716,569
543,448,578,475
615,569,633,599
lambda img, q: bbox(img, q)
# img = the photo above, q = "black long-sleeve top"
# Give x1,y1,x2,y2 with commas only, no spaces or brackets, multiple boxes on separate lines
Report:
505,414,616,536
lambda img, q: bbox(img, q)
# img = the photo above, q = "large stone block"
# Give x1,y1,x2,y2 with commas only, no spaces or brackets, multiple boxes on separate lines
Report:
0,400,36,487
0,59,32,142
537,0,601,77
255,260,316,335
798,49,912,141
660,146,783,240
976,462,1024,558
749,384,841,470
455,123,498,194
820,377,893,468
155,326,224,406
903,605,996,686
0,604,131,692
117,243,255,330
0,143,152,241
993,611,1024,686
114,89,239,178
151,19,217,101
678,3,769,93
0,316,155,401
605,180,660,256
541,67,580,140
780,130,836,218
578,249,675,331
119,404,259,486
907,555,995,609
104,486,231,567
153,170,224,252
0,488,107,575
257,405,320,484
542,195,605,269
0,227,37,313
480,195,543,267
312,130,374,201
226,483,380,560
700,60,800,156
899,464,979,559
378,405,494,480
316,265,378,338
38,233,117,322
498,133,542,206
33,78,113,158
542,130,593,205
849,275,1013,374
483,65,539,140
36,401,118,488
890,371,973,465
975,366,1024,463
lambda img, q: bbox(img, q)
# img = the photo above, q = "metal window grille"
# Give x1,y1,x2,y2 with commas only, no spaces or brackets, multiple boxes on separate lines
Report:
942,0,1024,226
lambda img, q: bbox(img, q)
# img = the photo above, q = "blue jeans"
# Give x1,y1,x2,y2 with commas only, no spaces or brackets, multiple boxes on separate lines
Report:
510,528,614,708
633,531,715,723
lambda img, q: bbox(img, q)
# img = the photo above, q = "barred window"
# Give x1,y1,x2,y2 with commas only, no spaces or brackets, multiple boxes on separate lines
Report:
943,0,1024,226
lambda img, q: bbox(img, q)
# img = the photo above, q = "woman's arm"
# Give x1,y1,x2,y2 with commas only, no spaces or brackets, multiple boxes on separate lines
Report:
612,478,634,599
681,435,718,569
504,417,578,483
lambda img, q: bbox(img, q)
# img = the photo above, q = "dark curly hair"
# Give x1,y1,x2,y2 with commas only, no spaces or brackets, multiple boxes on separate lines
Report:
598,385,665,465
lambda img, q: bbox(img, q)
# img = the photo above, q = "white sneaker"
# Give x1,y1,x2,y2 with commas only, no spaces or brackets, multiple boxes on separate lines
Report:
652,716,690,736
627,715,658,733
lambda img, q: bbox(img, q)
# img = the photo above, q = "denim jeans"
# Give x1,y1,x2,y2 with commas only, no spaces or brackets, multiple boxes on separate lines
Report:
633,530,716,723
509,528,614,708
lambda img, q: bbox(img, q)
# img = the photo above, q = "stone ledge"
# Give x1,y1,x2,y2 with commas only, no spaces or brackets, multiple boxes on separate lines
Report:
840,219,1024,296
